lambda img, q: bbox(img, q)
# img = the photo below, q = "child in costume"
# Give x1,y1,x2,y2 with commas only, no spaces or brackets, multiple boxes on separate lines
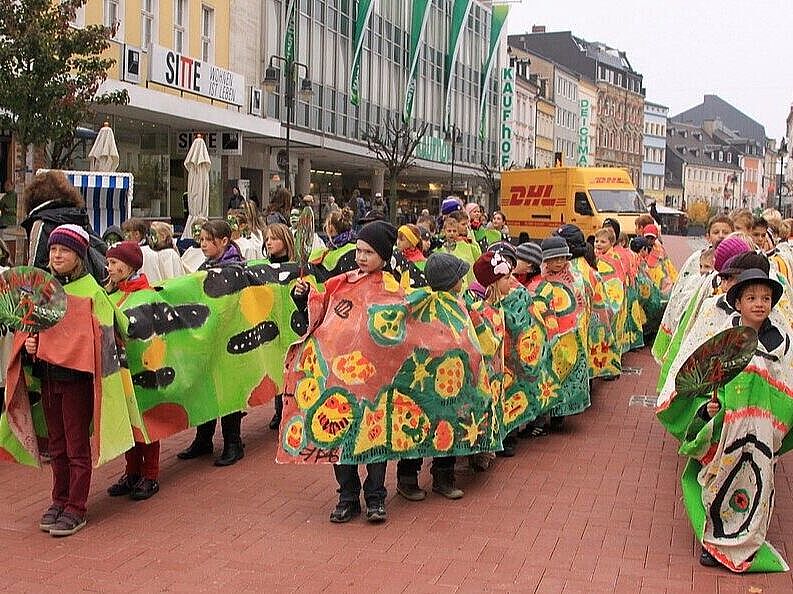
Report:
513,242,542,288
395,252,470,502
487,210,510,240
730,208,753,234
149,221,186,279
699,248,715,275
264,222,296,431
677,215,733,283
594,227,635,355
291,221,397,524
177,220,246,467
122,218,163,283
396,224,426,265
18,225,133,536
104,241,160,501
181,217,208,273
658,268,793,572
640,223,678,299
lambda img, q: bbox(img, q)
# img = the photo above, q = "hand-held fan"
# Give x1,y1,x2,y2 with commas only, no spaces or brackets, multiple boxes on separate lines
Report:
0,267,67,333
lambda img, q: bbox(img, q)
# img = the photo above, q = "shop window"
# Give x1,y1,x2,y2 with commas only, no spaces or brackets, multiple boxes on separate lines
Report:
201,5,215,62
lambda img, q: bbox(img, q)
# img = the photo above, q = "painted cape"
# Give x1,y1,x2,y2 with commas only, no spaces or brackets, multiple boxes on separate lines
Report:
0,275,137,468
276,270,500,465
596,249,644,355
657,313,793,572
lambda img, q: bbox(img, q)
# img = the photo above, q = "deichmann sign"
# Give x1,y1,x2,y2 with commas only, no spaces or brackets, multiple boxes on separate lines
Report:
148,44,245,107
500,67,514,169
578,99,590,166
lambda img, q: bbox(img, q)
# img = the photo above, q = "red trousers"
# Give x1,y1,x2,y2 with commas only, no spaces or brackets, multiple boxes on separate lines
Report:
41,377,93,516
124,441,160,479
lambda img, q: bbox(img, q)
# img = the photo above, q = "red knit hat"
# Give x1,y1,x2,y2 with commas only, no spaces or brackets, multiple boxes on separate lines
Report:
642,224,659,238
473,251,513,288
106,241,143,271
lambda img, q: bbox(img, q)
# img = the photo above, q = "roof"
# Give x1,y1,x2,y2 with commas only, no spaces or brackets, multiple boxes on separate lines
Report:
672,95,766,152
666,122,741,170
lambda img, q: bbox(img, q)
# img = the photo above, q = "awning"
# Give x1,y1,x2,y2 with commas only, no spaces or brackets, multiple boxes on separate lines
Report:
60,171,134,234
654,205,686,215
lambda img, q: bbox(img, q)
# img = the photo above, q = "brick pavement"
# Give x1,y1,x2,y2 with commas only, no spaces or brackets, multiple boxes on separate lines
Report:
1,235,792,593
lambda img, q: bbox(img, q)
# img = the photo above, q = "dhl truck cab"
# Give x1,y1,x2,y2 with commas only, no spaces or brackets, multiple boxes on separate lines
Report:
500,167,647,241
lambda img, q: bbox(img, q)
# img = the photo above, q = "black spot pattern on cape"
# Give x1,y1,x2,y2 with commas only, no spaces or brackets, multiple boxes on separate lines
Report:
290,309,308,336
100,324,121,377
125,303,211,340
132,367,176,389
227,321,279,354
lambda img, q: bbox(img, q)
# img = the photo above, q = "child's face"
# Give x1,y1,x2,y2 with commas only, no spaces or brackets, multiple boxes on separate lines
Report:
468,206,482,223
514,260,530,275
265,231,286,258
751,226,768,250
706,222,732,246
457,218,470,236
443,219,458,243
734,222,749,234
699,257,714,275
735,283,773,328
49,244,80,276
594,235,612,254
495,275,512,295
356,239,385,273
107,257,135,284
492,213,505,229
200,230,228,260
544,256,567,274
396,234,411,251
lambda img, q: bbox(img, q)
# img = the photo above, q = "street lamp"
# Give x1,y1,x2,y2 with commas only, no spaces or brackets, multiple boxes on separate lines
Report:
779,138,788,212
263,56,313,191
445,124,462,192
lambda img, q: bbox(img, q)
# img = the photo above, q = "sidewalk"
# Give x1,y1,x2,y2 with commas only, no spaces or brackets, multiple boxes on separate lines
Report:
1,235,792,593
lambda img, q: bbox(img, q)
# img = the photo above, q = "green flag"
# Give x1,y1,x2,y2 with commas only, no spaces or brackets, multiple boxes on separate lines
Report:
402,0,432,123
479,5,509,140
349,0,376,107
443,0,472,129
284,0,297,62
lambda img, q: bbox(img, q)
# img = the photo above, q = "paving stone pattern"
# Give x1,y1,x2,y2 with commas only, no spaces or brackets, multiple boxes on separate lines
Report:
1,235,792,593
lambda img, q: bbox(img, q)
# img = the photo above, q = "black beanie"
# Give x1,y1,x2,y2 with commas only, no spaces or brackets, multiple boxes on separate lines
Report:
357,221,397,263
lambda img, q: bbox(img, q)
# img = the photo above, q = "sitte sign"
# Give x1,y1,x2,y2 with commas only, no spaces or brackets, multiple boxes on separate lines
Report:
148,44,245,107
500,67,514,169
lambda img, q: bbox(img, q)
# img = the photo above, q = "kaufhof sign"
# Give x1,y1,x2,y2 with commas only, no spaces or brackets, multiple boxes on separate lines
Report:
500,67,514,169
578,99,590,166
148,44,245,107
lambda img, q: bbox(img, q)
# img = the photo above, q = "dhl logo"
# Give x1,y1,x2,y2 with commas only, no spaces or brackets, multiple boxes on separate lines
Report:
506,185,565,207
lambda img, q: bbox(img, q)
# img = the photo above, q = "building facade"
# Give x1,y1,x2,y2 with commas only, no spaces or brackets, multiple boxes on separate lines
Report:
508,30,645,186
74,0,505,221
642,102,667,202
512,58,538,169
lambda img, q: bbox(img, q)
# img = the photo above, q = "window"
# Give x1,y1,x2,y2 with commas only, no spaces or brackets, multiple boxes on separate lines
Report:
201,5,215,61
141,0,157,48
174,0,188,53
104,0,123,40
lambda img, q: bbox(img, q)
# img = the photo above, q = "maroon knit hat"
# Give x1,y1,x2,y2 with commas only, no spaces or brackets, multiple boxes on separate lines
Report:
48,224,89,259
714,237,751,273
473,251,513,288
107,241,143,271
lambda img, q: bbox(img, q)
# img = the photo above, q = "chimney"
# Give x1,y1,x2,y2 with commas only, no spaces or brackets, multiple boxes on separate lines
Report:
532,25,546,33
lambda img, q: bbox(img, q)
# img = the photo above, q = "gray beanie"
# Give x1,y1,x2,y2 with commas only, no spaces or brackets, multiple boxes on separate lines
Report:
541,236,571,261
425,253,469,291
516,242,543,267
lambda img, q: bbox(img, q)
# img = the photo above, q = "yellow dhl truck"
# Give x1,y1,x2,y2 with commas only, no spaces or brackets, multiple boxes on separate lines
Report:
500,167,647,241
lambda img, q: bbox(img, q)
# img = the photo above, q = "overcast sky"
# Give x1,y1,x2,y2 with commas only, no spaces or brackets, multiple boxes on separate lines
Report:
507,0,792,142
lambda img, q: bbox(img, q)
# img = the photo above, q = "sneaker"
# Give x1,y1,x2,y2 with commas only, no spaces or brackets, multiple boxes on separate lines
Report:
130,478,160,501
365,502,387,523
38,505,62,532
107,474,140,497
49,512,86,537
329,501,361,523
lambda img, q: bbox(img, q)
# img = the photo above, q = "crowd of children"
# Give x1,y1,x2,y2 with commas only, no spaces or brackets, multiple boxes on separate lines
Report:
18,173,793,571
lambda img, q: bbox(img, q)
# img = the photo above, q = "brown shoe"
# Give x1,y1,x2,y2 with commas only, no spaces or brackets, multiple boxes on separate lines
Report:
49,512,86,537
39,505,62,532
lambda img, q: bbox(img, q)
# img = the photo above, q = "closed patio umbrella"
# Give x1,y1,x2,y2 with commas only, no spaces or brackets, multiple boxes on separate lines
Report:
181,134,211,239
88,122,120,172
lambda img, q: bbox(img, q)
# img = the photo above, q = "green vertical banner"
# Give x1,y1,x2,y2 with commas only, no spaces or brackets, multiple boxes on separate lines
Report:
402,0,432,123
479,5,509,140
443,0,473,130
349,0,376,106
284,0,297,62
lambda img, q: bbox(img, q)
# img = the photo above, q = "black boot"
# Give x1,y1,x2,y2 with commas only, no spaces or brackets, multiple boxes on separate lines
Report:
214,439,244,467
176,439,213,460
269,395,283,430
432,468,463,500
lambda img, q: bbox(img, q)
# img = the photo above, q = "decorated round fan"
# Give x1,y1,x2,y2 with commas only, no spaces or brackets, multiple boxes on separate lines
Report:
0,267,67,333
675,326,758,399
294,206,315,276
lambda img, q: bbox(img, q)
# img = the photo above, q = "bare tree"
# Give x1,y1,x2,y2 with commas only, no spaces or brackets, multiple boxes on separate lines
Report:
363,116,429,225
478,160,500,208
